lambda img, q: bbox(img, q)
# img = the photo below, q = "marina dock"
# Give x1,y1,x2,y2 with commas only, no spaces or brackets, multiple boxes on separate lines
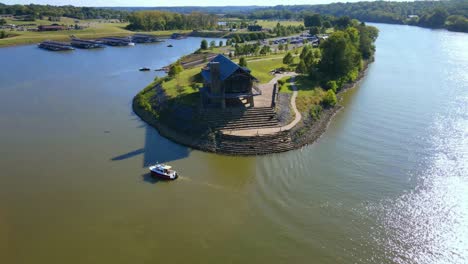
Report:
99,37,134,46
70,37,105,49
131,34,164,43
38,41,74,51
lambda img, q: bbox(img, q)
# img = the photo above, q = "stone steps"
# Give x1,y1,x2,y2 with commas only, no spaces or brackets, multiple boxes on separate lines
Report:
199,107,280,130
215,131,295,155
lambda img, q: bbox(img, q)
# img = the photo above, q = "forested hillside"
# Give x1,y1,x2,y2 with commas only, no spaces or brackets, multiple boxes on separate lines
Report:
0,3,127,20
237,1,468,32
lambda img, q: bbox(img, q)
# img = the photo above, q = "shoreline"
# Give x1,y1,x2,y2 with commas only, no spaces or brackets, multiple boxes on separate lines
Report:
132,60,372,156
0,30,226,48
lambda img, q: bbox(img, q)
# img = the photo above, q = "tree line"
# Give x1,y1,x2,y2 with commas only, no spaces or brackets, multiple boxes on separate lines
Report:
0,3,127,20
229,1,467,33
126,11,218,31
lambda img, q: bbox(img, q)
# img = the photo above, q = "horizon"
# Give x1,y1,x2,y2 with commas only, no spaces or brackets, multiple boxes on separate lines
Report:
1,0,410,8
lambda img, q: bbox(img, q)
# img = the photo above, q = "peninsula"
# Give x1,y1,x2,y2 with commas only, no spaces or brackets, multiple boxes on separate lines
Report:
133,17,379,155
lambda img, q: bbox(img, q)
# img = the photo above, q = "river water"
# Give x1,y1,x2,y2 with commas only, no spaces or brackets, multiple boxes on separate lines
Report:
0,26,467,263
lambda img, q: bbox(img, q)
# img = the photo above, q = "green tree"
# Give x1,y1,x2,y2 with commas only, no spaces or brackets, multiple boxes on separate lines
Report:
168,62,183,77
218,40,223,47
239,57,247,67
283,52,294,65
278,43,284,51
0,31,6,39
322,90,337,107
200,39,208,50
304,14,322,27
210,40,216,49
319,30,361,80
0,19,6,26
296,59,307,73
326,80,338,92
309,26,320,35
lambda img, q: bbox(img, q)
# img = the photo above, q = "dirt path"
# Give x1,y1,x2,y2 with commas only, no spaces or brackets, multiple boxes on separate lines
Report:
222,74,302,136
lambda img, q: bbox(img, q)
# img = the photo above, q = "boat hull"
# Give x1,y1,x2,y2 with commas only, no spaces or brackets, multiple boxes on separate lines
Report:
150,170,178,180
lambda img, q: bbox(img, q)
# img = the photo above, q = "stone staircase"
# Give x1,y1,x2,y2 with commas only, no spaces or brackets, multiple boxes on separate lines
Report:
200,107,280,130
216,131,295,155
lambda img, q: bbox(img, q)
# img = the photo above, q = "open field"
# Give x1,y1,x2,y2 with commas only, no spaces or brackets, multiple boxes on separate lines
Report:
256,19,304,29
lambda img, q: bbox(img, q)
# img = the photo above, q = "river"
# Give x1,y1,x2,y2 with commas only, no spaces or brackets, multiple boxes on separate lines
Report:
0,25,466,263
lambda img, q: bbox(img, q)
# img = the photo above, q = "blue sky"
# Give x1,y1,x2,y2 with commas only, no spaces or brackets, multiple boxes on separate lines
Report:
2,0,376,7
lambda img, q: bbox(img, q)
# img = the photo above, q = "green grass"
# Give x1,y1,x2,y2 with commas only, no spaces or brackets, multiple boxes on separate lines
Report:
280,75,327,112
256,20,304,29
161,67,203,106
242,57,287,83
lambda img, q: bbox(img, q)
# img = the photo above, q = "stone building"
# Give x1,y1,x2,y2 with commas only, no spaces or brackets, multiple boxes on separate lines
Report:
200,54,260,109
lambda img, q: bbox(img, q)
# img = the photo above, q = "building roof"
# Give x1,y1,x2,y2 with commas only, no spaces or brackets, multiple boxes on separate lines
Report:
201,54,255,83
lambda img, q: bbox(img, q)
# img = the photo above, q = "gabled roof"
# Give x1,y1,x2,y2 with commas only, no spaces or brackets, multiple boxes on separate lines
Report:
201,54,255,83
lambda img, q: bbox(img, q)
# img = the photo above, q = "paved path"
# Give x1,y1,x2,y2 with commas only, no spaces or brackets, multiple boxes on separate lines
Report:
222,74,302,136
254,72,296,107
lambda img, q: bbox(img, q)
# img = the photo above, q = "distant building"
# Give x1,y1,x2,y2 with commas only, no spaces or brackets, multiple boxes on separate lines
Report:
200,54,260,109
38,25,65,31
248,25,263,32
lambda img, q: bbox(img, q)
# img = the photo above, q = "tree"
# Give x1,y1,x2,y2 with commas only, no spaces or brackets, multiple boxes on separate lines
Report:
419,8,449,28
304,14,322,27
322,90,337,107
218,40,223,47
168,62,183,77
210,40,216,49
326,80,338,92
309,26,320,35
283,52,294,65
334,16,352,30
200,39,208,50
0,31,6,39
0,19,6,26
319,31,361,80
296,60,307,73
278,43,284,51
239,57,247,67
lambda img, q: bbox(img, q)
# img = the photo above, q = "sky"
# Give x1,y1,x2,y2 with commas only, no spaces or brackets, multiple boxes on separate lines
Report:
1,0,376,7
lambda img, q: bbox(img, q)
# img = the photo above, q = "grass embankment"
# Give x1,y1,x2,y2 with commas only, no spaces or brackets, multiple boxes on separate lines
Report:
279,75,326,113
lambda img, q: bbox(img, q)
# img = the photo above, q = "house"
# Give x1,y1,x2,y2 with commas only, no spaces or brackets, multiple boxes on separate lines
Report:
38,25,65,31
200,54,260,109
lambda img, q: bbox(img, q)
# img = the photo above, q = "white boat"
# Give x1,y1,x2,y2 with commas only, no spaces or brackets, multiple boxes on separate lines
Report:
128,42,136,46
149,164,178,180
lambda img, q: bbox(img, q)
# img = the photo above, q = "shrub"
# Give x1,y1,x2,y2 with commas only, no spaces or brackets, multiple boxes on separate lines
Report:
322,90,337,107
200,39,208,50
326,80,338,92
239,57,247,67
310,104,323,120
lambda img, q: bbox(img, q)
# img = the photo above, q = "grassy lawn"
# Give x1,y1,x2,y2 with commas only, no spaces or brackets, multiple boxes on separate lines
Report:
242,57,287,83
280,75,326,113
256,20,304,29
161,66,204,106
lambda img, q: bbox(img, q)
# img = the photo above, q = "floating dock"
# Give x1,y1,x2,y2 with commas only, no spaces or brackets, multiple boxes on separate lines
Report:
99,37,134,46
70,37,105,49
38,41,74,51
132,34,164,43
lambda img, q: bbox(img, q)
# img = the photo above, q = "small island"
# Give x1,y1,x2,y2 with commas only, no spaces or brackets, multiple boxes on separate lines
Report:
133,19,378,155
